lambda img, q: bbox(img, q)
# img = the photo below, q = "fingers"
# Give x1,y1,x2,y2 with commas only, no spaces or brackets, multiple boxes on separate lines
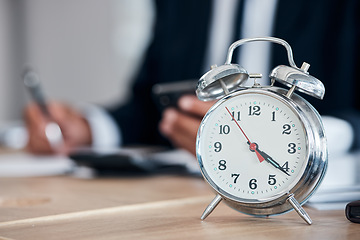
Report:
159,108,201,156
24,102,92,155
24,103,53,154
159,95,215,155
59,110,92,150
178,95,215,117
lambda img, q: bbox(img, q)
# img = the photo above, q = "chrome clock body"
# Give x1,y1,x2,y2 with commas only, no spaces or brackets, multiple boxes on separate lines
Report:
197,87,327,216
196,37,328,224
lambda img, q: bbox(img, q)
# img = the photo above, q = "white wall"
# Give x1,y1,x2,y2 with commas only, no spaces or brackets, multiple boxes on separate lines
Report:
0,0,154,124
0,0,22,124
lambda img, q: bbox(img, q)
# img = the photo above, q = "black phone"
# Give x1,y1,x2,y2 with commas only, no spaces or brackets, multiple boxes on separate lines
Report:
69,146,187,175
152,79,197,111
346,200,360,223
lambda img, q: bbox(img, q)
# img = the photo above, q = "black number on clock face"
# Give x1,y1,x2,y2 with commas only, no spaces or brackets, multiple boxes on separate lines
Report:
288,143,297,154
271,111,276,121
219,125,230,134
282,124,291,135
248,106,261,116
231,173,240,183
249,179,258,189
214,142,222,152
268,175,277,185
231,111,241,121
218,160,227,170
282,161,290,172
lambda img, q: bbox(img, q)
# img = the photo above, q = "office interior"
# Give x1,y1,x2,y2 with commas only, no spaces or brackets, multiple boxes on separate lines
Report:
0,1,359,238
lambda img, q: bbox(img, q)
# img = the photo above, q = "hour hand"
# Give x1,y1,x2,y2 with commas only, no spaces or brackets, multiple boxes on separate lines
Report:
256,148,290,176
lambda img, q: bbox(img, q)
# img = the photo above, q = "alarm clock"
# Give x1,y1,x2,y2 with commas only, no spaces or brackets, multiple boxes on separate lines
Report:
196,37,327,225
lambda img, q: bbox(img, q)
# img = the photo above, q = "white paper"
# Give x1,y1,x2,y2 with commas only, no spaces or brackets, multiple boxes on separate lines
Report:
307,151,360,210
0,153,74,177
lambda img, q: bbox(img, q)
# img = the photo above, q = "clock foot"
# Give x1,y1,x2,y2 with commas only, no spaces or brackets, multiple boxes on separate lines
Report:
287,193,312,225
201,194,222,220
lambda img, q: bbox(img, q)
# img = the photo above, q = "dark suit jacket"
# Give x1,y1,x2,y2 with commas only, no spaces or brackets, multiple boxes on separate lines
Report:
108,0,360,149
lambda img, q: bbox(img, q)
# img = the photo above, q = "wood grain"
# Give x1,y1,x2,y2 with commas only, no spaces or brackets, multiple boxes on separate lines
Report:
0,175,358,239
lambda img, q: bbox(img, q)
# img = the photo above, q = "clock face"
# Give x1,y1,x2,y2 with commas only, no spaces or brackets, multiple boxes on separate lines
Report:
197,90,309,202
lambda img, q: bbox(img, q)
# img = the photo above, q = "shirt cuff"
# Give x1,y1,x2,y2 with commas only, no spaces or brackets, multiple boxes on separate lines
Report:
80,104,121,148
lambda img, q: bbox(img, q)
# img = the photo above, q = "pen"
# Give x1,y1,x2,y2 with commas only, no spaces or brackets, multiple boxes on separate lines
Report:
23,69,65,152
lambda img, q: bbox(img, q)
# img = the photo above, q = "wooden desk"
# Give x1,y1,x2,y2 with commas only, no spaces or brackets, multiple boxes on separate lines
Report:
0,175,358,239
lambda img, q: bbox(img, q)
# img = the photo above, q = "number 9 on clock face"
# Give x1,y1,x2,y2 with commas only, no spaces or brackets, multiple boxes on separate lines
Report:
197,89,309,203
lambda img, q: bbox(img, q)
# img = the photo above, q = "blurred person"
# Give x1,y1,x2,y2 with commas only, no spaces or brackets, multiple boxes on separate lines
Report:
25,0,360,157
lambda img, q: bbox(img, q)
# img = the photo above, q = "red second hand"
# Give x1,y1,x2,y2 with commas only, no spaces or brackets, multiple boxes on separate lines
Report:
225,107,264,163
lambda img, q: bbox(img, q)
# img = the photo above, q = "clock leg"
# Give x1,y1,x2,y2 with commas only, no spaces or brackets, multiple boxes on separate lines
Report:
287,193,312,225
201,194,222,220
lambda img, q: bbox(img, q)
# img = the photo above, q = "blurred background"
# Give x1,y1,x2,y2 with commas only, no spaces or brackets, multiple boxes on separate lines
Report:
0,0,154,125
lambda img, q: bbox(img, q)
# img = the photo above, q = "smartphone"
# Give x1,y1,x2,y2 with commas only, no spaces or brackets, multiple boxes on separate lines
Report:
69,146,186,175
152,79,197,111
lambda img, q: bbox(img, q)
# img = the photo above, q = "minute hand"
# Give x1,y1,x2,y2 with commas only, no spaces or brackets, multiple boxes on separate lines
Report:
256,149,290,176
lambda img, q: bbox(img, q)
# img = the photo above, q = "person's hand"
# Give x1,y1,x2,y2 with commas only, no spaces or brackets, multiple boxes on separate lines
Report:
24,102,92,155
159,95,215,156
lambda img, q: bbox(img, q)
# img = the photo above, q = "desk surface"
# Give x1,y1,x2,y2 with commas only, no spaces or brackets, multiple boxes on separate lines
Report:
0,174,358,240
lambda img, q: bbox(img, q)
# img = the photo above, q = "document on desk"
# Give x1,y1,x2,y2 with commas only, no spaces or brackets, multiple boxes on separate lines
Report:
307,151,360,210
0,153,74,177
0,147,200,178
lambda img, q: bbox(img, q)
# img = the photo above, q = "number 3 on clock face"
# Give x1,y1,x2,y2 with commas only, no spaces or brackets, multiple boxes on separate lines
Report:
197,89,308,202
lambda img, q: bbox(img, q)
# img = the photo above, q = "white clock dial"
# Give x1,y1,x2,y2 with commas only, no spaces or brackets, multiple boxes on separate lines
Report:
197,90,309,202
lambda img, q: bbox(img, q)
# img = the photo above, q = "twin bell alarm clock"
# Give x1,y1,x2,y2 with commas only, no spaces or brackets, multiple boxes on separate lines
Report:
195,37,327,225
